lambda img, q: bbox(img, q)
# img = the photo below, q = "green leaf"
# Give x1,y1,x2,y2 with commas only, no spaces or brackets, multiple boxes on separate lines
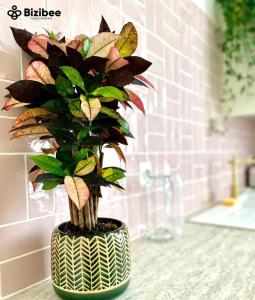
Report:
90,86,126,100
55,76,74,97
42,182,59,190
60,66,85,91
83,39,91,57
30,155,68,177
68,100,84,118
77,126,92,142
80,136,102,146
74,148,89,161
74,156,97,176
118,117,134,138
102,167,126,182
41,99,66,113
34,173,64,183
100,106,120,119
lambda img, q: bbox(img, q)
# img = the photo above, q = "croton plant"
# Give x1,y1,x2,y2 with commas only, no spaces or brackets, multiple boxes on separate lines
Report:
3,17,153,232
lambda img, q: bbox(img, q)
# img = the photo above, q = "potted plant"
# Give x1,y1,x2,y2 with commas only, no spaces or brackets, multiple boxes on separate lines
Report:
3,17,153,300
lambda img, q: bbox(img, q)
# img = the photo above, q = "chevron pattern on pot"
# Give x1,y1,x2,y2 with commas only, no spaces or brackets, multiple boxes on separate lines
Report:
51,224,131,292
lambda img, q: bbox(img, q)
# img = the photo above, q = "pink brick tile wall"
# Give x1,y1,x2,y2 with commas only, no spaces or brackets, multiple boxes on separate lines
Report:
1,0,255,297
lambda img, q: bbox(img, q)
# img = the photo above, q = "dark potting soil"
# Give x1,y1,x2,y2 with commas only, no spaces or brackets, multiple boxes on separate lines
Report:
59,219,121,236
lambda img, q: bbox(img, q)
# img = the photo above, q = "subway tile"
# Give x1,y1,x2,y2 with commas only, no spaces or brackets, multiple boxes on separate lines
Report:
0,0,45,11
0,248,51,297
0,118,33,153
69,0,90,37
0,216,54,261
121,0,145,27
0,8,21,81
0,155,27,224
1,0,255,296
46,0,69,34
90,0,121,34
54,184,69,214
26,157,54,218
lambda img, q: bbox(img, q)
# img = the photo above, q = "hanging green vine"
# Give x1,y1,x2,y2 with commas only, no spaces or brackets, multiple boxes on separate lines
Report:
216,0,255,105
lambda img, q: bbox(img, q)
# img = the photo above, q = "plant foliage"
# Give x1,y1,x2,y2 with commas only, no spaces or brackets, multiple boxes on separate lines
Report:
4,17,153,231
217,0,255,105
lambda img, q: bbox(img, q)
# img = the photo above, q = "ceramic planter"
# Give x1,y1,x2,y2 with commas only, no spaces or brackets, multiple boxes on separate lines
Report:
51,218,131,300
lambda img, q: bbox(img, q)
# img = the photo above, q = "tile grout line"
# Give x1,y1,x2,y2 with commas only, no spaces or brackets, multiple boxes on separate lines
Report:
24,155,29,219
0,246,50,265
1,277,51,300
104,0,220,80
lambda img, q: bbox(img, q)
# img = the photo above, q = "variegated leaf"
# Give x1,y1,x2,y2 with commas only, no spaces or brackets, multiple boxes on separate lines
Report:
115,22,138,57
13,108,52,129
106,143,126,163
64,176,89,210
2,97,29,111
10,125,49,139
106,47,129,71
28,34,53,58
80,95,101,122
25,61,55,84
67,39,84,51
86,32,119,58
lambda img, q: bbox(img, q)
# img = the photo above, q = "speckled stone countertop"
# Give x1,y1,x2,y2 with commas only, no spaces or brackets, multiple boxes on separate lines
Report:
8,223,255,300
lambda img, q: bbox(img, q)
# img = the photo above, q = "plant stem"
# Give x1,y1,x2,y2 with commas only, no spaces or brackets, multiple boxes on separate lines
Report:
72,203,79,226
84,201,92,231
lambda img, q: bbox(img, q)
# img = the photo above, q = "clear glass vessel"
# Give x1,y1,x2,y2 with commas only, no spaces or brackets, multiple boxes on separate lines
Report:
144,166,184,241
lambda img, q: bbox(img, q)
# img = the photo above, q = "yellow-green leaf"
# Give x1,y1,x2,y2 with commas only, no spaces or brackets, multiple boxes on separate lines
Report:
68,100,84,118
74,156,97,176
64,176,89,210
102,167,126,182
86,32,119,58
80,95,101,122
91,86,126,100
100,106,120,119
115,22,138,57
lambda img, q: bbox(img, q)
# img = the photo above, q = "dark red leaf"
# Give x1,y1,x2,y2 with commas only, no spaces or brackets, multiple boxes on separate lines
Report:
47,44,68,79
29,165,40,173
10,27,34,56
6,80,50,104
106,68,134,87
98,16,111,33
103,128,128,145
79,56,108,76
125,56,152,75
66,46,83,70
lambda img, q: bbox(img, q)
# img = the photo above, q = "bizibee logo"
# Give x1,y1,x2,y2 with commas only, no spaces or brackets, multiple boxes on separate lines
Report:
7,5,21,20
7,5,61,20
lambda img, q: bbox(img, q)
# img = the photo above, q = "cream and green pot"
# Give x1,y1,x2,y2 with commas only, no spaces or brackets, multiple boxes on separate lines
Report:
51,218,131,300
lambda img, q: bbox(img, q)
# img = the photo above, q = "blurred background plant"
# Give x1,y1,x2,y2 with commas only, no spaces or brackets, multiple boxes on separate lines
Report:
216,0,255,105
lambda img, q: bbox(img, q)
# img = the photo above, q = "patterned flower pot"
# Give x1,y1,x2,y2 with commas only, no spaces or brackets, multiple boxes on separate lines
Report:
51,218,131,300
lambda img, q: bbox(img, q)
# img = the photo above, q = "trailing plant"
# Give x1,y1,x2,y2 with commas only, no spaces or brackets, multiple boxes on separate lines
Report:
216,0,255,105
3,17,153,232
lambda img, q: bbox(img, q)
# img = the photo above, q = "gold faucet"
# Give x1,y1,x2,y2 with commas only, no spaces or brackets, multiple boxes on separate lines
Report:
223,157,255,205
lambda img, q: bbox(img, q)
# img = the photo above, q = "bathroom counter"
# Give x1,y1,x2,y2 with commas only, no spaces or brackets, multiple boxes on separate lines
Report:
8,222,255,300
